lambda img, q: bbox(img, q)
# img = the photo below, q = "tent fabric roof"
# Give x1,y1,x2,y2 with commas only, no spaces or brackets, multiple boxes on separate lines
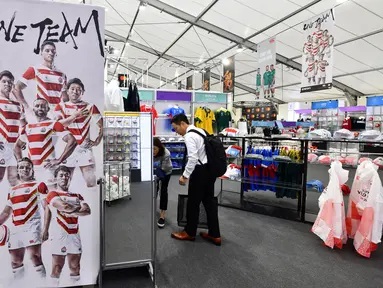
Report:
57,0,383,103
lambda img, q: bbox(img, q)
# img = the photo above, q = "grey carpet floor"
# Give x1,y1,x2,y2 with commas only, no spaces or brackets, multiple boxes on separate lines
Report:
101,175,383,288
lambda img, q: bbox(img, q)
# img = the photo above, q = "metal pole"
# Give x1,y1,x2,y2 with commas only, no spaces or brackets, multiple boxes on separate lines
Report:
301,140,309,222
98,178,105,288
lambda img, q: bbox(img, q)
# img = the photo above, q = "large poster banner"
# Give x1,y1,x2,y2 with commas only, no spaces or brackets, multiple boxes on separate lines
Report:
0,1,104,287
202,68,210,91
223,56,235,93
301,9,335,93
186,75,193,90
256,37,276,99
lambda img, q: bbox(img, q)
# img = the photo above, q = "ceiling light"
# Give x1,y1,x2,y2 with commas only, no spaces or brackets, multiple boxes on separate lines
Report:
113,49,120,55
199,58,203,63
139,2,147,10
236,44,244,53
201,69,206,73
222,58,230,66
125,42,130,47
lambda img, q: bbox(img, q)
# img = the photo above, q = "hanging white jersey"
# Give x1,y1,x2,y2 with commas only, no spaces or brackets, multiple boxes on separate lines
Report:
7,181,48,227
47,190,84,235
21,65,67,105
0,98,25,145
54,102,101,146
19,121,69,166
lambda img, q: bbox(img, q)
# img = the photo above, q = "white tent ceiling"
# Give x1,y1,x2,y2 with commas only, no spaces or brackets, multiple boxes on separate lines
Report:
57,0,383,104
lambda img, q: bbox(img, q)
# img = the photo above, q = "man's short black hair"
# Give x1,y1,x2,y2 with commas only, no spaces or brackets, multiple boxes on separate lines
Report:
171,113,189,125
67,78,85,91
41,40,56,51
54,165,71,178
33,98,49,106
0,70,14,81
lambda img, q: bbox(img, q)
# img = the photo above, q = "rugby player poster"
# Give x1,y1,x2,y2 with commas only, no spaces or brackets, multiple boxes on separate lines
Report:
0,0,104,287
256,37,276,99
301,9,335,93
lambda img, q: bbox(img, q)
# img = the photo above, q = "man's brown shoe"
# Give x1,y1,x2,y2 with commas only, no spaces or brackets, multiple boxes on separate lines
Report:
200,232,221,246
171,231,196,241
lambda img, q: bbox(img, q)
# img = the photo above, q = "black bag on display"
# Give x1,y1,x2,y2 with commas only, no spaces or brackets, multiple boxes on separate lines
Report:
177,194,218,229
188,129,227,178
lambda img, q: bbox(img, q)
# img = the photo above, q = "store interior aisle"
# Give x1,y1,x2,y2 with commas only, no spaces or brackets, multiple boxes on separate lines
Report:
102,176,383,288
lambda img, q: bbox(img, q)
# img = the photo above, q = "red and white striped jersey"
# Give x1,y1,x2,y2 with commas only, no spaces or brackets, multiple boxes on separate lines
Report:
0,98,25,144
7,181,48,227
321,37,329,49
54,102,102,146
19,121,69,166
313,30,323,41
311,43,321,57
304,42,312,54
21,65,67,105
308,60,315,72
46,191,84,235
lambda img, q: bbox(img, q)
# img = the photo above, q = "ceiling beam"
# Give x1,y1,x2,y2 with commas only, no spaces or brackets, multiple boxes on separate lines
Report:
111,2,141,78
105,29,265,98
143,0,362,97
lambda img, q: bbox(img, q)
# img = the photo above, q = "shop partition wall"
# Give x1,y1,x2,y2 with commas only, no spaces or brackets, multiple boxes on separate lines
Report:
101,112,157,287
0,1,104,287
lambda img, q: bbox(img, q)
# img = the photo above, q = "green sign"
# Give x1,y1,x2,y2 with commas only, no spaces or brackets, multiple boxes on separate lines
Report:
195,92,227,103
120,89,155,101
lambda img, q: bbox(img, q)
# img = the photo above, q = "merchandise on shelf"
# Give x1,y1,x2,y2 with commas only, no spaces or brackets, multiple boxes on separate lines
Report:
140,104,158,135
312,161,348,249
105,173,130,201
164,104,186,132
215,107,232,133
225,145,242,158
194,106,216,135
221,164,241,181
220,127,241,137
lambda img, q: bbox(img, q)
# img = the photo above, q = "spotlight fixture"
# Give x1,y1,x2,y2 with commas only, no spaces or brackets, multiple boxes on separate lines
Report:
113,49,120,55
236,44,244,53
222,58,230,66
201,69,206,73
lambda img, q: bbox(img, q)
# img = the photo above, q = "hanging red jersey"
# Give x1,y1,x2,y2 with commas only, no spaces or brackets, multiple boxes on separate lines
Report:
342,117,352,130
140,105,158,135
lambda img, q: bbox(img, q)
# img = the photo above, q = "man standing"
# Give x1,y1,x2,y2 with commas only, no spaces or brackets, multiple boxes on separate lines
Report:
44,165,91,286
54,78,103,188
170,114,221,246
14,98,77,189
0,70,26,186
13,41,68,112
263,65,270,98
255,68,261,99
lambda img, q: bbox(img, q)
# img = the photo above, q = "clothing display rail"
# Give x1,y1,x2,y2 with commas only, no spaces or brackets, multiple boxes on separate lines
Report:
218,135,383,224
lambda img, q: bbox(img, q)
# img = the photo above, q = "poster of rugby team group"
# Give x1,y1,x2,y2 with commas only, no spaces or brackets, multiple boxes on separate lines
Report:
0,0,104,287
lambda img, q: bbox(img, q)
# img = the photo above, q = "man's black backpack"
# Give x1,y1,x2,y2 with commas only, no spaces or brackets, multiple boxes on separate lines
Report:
188,129,227,178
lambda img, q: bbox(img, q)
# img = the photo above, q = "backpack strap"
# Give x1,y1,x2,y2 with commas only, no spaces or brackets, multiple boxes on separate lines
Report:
187,129,207,166
187,129,206,139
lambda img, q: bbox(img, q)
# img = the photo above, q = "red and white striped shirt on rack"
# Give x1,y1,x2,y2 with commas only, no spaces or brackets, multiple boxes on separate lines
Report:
21,65,67,105
54,102,102,146
19,121,69,166
7,181,48,226
0,98,25,145
46,191,84,234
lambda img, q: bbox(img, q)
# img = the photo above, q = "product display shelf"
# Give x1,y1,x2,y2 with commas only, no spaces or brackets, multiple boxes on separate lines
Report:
305,138,383,223
103,113,142,202
157,135,186,171
218,135,309,222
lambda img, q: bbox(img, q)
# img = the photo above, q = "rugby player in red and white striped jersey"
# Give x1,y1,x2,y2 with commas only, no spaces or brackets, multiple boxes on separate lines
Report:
0,158,49,282
44,166,90,286
0,70,27,187
13,41,69,113
54,78,103,188
14,98,77,189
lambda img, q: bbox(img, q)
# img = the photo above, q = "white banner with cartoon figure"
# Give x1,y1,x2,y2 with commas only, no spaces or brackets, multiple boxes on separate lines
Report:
301,9,335,93
0,1,104,287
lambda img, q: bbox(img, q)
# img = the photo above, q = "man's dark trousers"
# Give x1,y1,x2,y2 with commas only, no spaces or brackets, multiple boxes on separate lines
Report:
185,164,220,238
